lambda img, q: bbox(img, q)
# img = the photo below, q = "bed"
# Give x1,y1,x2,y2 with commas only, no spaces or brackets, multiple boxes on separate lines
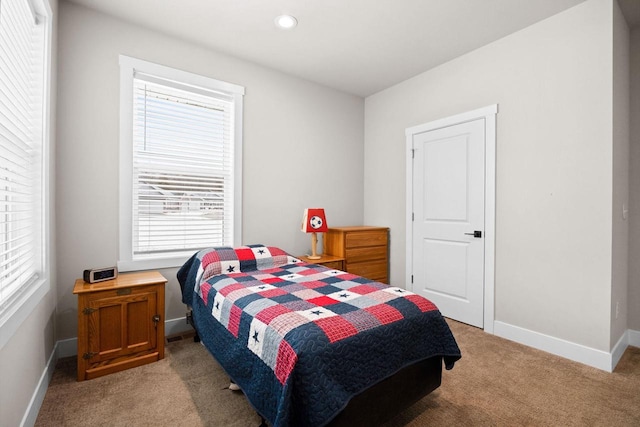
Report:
177,244,461,426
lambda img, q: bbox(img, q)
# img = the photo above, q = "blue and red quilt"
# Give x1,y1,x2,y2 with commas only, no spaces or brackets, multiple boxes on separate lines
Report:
178,245,460,427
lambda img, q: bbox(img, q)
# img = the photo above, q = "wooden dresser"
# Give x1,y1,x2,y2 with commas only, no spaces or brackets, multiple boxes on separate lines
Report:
73,271,167,381
324,226,389,283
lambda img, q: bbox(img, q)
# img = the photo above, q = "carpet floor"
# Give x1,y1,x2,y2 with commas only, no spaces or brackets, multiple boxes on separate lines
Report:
35,320,640,426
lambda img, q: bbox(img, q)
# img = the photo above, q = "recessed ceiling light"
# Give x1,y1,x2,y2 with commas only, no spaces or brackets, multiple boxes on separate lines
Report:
275,15,298,30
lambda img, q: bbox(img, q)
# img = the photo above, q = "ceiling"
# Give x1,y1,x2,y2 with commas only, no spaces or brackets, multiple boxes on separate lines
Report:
66,0,637,97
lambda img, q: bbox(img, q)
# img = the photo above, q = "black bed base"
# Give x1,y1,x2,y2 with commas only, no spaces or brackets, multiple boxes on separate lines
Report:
186,309,200,342
327,356,442,426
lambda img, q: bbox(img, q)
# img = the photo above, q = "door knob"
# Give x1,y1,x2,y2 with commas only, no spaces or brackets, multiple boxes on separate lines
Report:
464,231,482,238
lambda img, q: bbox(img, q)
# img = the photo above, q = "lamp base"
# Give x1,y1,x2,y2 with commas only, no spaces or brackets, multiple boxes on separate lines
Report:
309,232,322,260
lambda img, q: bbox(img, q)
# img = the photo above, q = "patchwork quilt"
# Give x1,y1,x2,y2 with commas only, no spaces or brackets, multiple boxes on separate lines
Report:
177,245,461,427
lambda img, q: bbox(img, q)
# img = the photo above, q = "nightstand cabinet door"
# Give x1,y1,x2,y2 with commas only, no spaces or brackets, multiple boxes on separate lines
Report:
85,288,158,363
325,226,389,283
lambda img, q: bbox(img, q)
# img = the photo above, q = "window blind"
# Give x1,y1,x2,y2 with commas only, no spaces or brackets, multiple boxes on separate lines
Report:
131,75,235,257
0,0,45,310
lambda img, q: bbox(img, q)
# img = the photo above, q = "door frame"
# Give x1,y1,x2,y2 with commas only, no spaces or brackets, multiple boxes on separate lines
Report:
405,104,497,333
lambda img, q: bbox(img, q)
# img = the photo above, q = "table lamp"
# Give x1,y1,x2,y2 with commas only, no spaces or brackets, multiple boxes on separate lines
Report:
301,208,328,259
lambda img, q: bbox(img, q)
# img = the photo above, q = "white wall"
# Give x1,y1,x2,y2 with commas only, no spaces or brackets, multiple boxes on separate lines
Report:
611,0,630,348
629,28,640,332
0,0,58,425
55,1,365,341
364,0,615,351
0,297,57,427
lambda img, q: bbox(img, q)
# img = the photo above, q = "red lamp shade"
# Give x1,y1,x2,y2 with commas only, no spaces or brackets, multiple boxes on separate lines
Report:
301,208,328,233
301,208,328,260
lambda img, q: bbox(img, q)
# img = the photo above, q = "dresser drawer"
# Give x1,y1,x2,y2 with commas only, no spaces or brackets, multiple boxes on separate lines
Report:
321,260,345,270
345,231,388,248
347,260,388,283
345,246,387,263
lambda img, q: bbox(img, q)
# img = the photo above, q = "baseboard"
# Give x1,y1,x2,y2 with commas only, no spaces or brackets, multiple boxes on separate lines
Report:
165,315,193,337
20,341,59,427
610,330,629,370
629,329,640,347
493,321,613,372
57,337,77,358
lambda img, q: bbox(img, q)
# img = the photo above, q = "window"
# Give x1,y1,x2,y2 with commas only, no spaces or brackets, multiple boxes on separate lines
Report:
0,0,51,349
119,56,244,271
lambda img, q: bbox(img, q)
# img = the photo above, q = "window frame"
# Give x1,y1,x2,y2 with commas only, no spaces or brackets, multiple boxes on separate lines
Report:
118,55,244,272
0,0,53,351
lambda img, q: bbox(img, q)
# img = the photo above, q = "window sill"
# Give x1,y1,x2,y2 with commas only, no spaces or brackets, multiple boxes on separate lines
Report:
117,254,193,273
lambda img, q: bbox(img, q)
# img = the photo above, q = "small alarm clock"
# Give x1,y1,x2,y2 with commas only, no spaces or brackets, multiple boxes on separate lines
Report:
83,266,118,283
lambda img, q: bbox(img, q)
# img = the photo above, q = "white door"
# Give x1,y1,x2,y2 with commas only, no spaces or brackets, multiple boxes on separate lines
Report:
411,118,485,327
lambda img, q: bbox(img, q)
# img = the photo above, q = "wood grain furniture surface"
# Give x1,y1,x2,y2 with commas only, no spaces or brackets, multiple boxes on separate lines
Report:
324,226,389,283
297,254,345,271
73,271,167,381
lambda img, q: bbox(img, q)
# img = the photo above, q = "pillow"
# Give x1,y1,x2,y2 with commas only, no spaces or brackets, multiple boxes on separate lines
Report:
197,245,300,285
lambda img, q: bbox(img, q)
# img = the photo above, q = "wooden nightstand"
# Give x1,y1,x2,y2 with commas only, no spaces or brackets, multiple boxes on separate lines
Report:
325,226,389,283
73,271,167,381
298,254,345,271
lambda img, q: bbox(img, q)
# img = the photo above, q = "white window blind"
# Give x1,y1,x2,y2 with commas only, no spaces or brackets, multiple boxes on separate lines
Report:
131,73,236,257
0,0,46,313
